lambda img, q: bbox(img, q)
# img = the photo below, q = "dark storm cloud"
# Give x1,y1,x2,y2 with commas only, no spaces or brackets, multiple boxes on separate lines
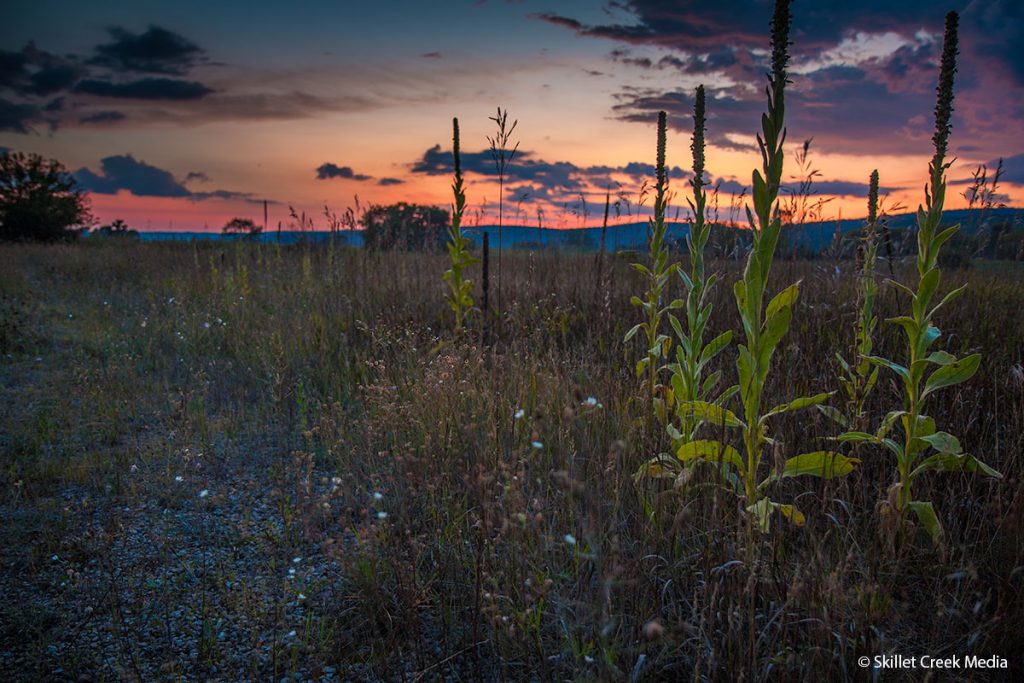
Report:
783,180,899,197
185,171,210,183
962,0,1024,84
378,177,404,186
995,153,1024,184
0,50,29,88
76,154,191,197
25,65,80,96
89,26,205,75
541,1,1023,161
411,144,686,189
75,77,214,100
955,153,1024,185
612,63,938,157
411,144,578,188
709,178,748,195
79,110,126,124
411,145,689,201
0,26,218,132
535,1,941,54
0,45,83,98
0,97,51,133
75,154,270,203
315,163,372,181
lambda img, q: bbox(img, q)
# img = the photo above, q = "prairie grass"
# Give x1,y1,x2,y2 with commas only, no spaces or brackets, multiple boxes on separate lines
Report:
1,240,1023,680
2,2,1022,680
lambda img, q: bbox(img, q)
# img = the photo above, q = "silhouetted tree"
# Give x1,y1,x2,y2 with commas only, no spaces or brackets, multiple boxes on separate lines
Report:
0,151,92,242
94,218,139,239
362,202,449,251
222,217,262,238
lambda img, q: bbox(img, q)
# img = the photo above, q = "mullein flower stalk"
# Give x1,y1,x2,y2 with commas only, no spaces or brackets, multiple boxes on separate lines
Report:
839,12,1000,547
626,111,682,423
443,117,479,332
667,85,733,445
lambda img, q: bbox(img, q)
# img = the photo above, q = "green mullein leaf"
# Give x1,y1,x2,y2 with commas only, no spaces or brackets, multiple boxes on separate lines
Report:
909,501,944,546
922,353,981,397
919,430,961,454
764,392,832,419
676,440,745,474
770,451,858,482
677,401,744,429
766,282,800,320
867,356,910,382
911,452,1001,479
817,404,849,428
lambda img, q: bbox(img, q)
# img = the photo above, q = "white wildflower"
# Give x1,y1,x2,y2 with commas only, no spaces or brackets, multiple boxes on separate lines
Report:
514,409,525,420
564,534,577,546
198,489,209,498
531,441,544,449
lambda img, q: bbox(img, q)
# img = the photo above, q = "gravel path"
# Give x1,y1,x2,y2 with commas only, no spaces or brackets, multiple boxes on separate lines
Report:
0,439,360,682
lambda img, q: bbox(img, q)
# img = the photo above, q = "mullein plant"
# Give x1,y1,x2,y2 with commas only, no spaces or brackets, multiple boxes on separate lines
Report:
674,0,856,532
667,86,733,444
838,12,1000,546
625,111,681,422
443,118,479,332
822,171,881,432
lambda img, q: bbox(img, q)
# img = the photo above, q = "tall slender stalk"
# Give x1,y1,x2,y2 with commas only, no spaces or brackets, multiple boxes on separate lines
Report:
487,108,518,316
667,85,732,444
595,190,610,303
824,171,881,432
626,111,680,422
735,0,797,507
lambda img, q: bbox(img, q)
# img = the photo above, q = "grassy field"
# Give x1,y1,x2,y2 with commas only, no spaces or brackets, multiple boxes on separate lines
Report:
1,240,1022,681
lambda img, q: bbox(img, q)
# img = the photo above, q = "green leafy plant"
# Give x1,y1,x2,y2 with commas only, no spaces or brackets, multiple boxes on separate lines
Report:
443,117,479,332
625,111,681,420
666,85,733,444
837,12,1001,546
822,171,881,431
674,0,855,532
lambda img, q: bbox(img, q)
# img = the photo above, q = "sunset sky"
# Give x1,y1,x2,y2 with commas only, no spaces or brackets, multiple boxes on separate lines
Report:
2,0,1022,231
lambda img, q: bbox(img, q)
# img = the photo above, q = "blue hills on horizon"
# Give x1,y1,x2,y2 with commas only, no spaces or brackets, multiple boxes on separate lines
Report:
114,207,1022,253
